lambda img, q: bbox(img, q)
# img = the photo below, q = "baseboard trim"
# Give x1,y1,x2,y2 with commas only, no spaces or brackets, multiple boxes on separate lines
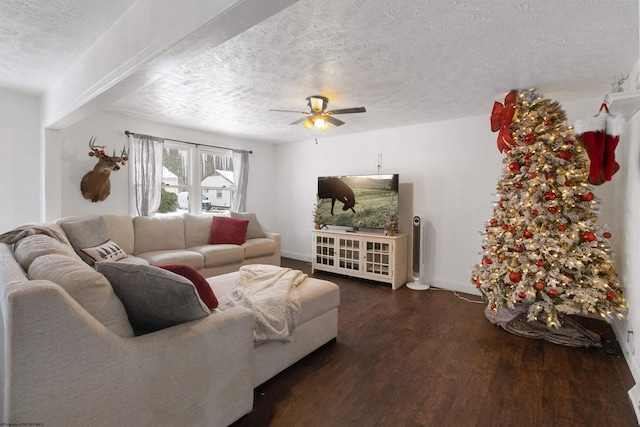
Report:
281,251,311,263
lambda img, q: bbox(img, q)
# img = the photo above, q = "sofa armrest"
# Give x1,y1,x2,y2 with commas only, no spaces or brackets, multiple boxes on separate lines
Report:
264,231,280,247
2,280,254,427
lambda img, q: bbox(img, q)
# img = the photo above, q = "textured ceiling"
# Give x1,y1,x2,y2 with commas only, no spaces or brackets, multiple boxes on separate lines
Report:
0,0,136,93
1,0,638,143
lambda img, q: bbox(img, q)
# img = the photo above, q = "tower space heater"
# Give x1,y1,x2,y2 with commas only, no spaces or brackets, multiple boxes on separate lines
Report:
407,215,430,290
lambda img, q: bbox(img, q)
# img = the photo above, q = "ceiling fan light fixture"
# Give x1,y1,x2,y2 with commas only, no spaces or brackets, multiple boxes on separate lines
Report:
302,118,314,130
308,96,326,113
313,116,326,129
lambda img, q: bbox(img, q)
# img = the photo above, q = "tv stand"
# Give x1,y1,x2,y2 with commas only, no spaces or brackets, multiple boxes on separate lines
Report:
311,229,408,289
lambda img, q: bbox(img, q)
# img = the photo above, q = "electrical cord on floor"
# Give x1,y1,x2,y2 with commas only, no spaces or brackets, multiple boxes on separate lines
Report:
428,286,485,304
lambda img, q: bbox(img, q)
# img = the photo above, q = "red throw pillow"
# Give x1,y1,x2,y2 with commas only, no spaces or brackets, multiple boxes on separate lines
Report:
210,216,250,245
158,264,218,309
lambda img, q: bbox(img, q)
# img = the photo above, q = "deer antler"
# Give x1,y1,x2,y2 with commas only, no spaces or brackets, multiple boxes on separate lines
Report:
88,136,106,157
113,145,129,163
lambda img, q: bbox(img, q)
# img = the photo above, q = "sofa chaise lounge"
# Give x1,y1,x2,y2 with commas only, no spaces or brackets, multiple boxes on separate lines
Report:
0,213,340,426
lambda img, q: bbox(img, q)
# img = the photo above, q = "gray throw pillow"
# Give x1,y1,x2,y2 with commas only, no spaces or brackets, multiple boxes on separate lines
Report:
230,212,266,239
96,262,210,334
59,216,111,265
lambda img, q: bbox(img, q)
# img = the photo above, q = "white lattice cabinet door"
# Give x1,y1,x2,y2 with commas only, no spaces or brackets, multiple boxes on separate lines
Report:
311,229,408,289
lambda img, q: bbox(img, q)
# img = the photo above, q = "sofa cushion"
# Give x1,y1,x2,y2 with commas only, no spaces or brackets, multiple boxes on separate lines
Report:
103,215,135,254
183,213,213,248
230,212,266,239
133,216,186,255
28,254,134,338
13,234,78,271
208,271,339,325
0,244,28,286
59,216,111,265
242,238,277,259
96,262,210,334
81,239,127,263
190,244,245,268
159,264,218,309
210,216,249,245
137,250,204,270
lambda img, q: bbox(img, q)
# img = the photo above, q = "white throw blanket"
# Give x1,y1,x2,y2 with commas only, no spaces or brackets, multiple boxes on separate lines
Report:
233,264,306,343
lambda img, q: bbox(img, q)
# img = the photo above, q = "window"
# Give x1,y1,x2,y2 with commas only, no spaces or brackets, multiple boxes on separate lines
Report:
158,142,234,215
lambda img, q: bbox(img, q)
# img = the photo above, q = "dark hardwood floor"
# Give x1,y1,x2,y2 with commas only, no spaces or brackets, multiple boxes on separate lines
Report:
232,258,637,427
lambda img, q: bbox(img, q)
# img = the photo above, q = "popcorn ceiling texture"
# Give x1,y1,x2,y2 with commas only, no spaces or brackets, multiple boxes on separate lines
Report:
1,0,638,143
0,0,135,93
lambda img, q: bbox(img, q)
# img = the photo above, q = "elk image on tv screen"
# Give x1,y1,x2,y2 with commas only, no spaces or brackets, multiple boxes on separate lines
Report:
317,174,399,230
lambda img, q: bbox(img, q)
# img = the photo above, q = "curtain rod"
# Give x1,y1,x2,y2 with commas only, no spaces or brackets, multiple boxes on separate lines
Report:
124,130,253,154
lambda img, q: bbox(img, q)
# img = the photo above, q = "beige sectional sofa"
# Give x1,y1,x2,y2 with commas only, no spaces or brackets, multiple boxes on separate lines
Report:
0,214,340,427
74,213,281,277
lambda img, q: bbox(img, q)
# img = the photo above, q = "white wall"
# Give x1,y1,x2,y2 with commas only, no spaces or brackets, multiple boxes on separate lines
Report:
57,111,278,231
0,89,42,233
273,95,610,295
608,62,640,383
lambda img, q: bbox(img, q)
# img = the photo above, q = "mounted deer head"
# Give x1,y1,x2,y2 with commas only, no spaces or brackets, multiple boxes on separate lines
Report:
80,137,129,202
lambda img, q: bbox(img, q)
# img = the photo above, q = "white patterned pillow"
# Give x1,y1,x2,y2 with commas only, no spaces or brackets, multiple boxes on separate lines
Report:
82,239,127,262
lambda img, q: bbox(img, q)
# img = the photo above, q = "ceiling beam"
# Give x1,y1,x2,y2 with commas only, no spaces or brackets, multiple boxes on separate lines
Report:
42,0,299,129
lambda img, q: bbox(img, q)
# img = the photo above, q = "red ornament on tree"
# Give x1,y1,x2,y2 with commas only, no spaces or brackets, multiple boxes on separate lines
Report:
549,289,559,297
544,191,556,200
518,291,527,299
528,172,537,179
530,209,539,216
525,134,536,144
514,246,523,253
482,258,493,265
581,192,595,201
523,230,534,239
545,173,554,180
582,232,596,242
548,206,558,214
535,260,544,267
509,272,522,282
558,150,572,161
543,119,553,126
606,292,615,300
603,232,612,239
564,180,573,186
509,162,521,171
534,281,545,291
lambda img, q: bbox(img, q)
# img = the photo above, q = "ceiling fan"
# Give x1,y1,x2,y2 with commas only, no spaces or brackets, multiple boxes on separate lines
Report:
270,95,366,131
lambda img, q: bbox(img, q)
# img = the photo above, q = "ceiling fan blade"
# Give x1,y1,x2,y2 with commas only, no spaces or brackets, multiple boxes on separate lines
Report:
269,109,310,114
326,107,366,115
289,117,308,125
326,116,345,126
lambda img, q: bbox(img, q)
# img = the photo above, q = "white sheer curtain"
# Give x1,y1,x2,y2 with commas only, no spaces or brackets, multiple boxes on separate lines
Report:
129,134,164,216
231,150,249,212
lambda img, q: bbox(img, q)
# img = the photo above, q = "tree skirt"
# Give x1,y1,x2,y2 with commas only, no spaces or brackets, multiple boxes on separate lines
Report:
485,304,602,348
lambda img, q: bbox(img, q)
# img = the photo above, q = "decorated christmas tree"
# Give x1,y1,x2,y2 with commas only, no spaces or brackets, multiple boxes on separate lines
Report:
471,89,626,345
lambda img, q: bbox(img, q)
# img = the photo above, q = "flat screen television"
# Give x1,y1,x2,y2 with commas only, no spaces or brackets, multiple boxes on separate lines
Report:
317,174,399,230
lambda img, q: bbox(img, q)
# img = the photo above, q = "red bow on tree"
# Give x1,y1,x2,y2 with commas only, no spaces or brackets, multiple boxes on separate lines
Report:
491,91,517,152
